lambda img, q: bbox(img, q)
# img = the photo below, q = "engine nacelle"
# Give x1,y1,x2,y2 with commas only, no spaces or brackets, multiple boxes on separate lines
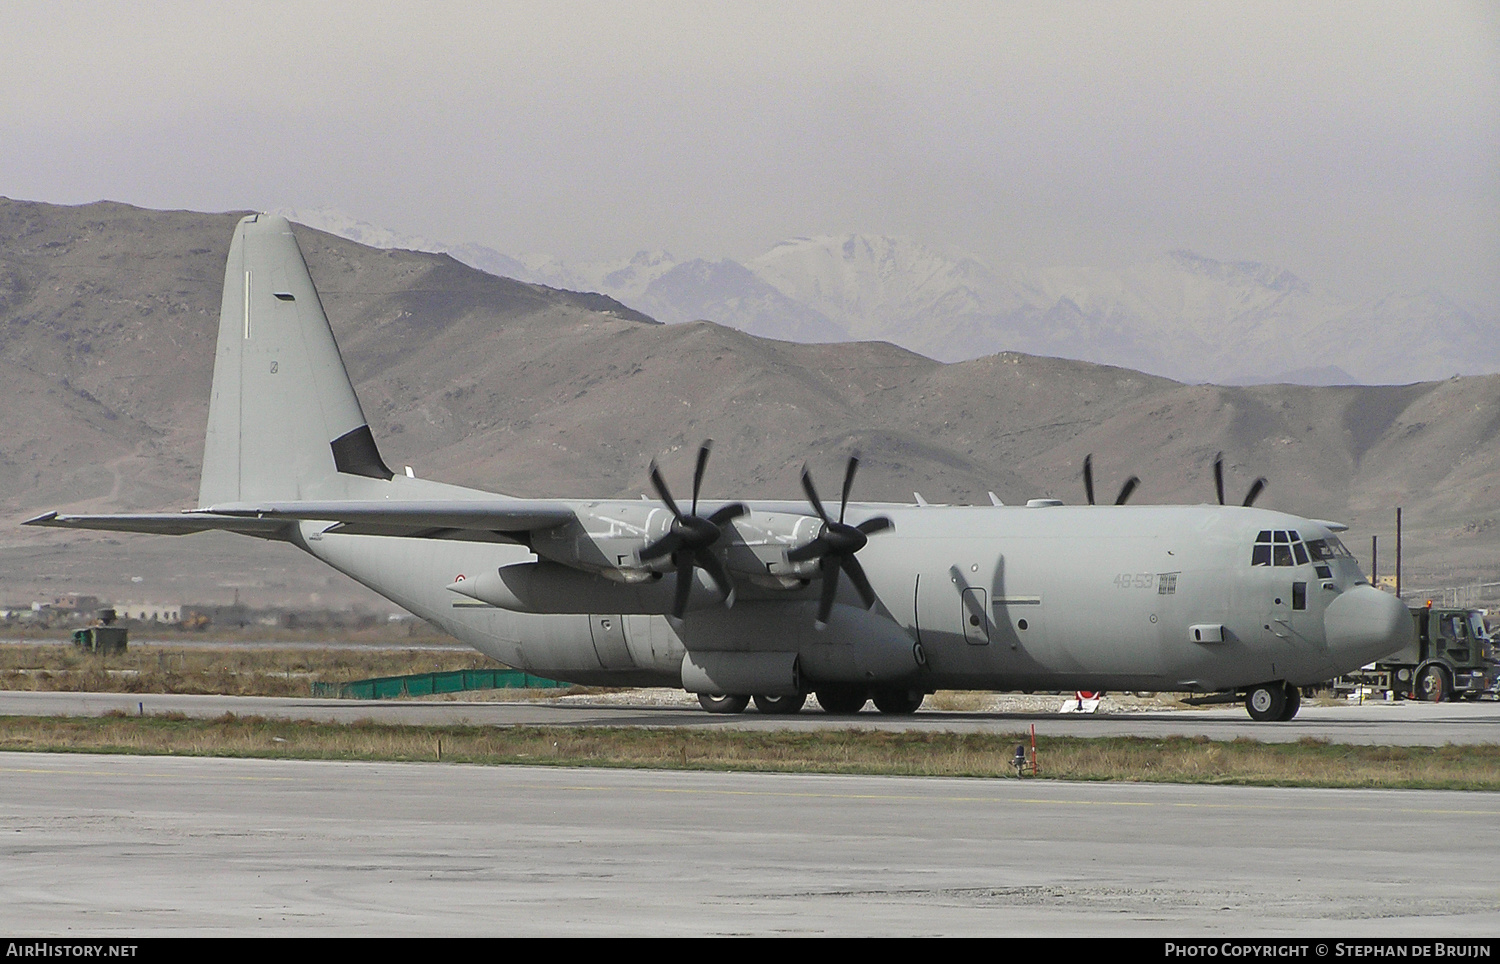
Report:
721,511,825,586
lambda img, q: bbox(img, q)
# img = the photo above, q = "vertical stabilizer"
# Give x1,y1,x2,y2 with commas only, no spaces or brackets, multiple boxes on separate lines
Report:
198,215,392,506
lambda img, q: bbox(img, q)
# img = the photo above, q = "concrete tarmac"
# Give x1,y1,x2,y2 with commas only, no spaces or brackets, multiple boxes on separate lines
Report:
2,751,1497,936
2,689,1499,744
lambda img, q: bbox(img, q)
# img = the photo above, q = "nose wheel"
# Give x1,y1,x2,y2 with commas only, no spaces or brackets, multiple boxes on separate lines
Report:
1245,681,1300,721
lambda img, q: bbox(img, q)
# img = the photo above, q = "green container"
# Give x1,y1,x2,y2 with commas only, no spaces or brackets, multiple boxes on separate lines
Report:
312,668,568,699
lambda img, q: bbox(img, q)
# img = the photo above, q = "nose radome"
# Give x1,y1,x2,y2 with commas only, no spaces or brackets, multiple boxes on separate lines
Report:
1324,585,1410,671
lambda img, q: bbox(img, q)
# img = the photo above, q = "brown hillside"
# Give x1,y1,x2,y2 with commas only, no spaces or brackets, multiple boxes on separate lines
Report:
2,198,1494,609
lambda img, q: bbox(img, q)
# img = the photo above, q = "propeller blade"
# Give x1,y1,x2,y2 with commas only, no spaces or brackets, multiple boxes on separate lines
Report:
639,530,684,563
672,558,695,618
1114,476,1140,505
706,502,747,527
691,441,712,514
856,516,892,535
787,535,831,563
649,461,683,521
800,465,831,524
1213,453,1226,506
815,556,841,628
696,550,736,608
841,554,877,610
839,455,859,524
1083,454,1096,505
1242,478,1267,507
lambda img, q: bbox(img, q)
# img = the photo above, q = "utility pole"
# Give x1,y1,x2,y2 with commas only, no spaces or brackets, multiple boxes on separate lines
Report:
1395,507,1403,599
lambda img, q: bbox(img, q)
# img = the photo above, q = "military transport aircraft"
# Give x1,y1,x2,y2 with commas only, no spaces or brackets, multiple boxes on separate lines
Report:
27,215,1410,720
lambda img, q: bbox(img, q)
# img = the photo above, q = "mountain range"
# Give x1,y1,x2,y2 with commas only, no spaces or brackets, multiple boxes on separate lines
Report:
2,197,1498,611
284,208,1499,387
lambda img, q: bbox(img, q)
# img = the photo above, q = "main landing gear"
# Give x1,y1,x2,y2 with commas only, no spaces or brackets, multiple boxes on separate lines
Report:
694,688,927,715
1244,681,1301,722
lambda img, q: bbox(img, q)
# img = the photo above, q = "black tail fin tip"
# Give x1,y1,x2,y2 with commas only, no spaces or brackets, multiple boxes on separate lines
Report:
331,425,394,481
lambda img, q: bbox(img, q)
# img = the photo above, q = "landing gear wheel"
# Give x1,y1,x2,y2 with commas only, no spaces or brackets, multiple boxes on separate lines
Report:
1417,665,1451,703
1277,683,1301,721
871,687,924,715
1245,683,1287,722
815,685,869,714
697,693,749,714
753,693,807,715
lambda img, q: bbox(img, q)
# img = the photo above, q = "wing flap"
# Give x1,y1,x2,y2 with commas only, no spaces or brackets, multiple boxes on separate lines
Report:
198,499,577,535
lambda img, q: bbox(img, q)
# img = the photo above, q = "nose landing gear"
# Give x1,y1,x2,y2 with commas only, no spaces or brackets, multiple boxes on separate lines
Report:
1244,681,1301,721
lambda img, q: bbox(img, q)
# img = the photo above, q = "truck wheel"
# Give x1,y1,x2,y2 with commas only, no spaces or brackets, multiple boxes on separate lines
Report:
698,693,750,714
1276,683,1301,721
753,693,807,715
1246,683,1287,722
1417,665,1451,703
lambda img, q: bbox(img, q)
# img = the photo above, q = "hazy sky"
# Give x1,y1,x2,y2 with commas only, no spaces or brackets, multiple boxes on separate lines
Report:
4,1,1497,309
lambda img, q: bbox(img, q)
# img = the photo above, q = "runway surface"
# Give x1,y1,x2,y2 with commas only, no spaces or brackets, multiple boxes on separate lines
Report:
3,751,1497,936
3,689,1499,745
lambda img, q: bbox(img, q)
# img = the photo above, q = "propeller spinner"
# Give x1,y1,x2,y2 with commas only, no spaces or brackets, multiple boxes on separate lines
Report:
787,455,893,629
639,441,747,618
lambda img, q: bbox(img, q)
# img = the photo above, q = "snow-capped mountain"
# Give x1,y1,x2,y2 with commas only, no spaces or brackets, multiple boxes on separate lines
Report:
279,210,1498,386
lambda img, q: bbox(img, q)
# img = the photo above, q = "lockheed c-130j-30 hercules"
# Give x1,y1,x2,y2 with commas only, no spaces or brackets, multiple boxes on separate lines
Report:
27,215,1411,721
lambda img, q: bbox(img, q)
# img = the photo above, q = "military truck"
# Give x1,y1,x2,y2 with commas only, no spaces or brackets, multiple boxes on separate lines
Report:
71,608,128,655
1344,604,1497,701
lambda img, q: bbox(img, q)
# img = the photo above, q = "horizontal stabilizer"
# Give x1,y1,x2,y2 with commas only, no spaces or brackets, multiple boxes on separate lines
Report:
23,511,293,538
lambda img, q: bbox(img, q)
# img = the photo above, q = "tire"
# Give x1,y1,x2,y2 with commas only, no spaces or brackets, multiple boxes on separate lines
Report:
871,687,924,715
1276,683,1301,721
815,685,870,714
697,693,750,714
753,693,807,715
1417,665,1451,703
1245,683,1287,722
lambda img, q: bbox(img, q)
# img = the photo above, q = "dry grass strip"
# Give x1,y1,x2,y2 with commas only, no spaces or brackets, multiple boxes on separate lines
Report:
0,645,495,697
0,714,1496,790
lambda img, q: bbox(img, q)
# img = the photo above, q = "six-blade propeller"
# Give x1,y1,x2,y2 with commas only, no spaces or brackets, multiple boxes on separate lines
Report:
786,455,894,629
639,441,747,618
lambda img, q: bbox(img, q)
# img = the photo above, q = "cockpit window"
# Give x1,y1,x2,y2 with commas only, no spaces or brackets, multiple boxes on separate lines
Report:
1306,537,1354,561
1252,530,1314,567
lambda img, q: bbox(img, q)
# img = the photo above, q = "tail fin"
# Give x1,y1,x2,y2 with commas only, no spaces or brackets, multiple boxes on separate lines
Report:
198,215,392,506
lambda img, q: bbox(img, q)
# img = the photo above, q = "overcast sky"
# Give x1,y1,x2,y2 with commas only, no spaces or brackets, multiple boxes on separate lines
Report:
3,1,1496,309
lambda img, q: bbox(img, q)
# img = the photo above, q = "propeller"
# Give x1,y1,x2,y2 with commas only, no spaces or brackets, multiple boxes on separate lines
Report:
1213,452,1267,507
1082,454,1140,506
787,455,893,628
639,441,747,618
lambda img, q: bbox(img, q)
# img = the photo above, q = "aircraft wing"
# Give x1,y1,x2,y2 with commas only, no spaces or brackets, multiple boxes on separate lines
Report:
196,500,578,542
23,511,295,538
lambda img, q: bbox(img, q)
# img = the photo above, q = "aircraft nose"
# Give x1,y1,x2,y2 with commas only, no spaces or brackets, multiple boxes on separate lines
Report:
1323,585,1409,671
